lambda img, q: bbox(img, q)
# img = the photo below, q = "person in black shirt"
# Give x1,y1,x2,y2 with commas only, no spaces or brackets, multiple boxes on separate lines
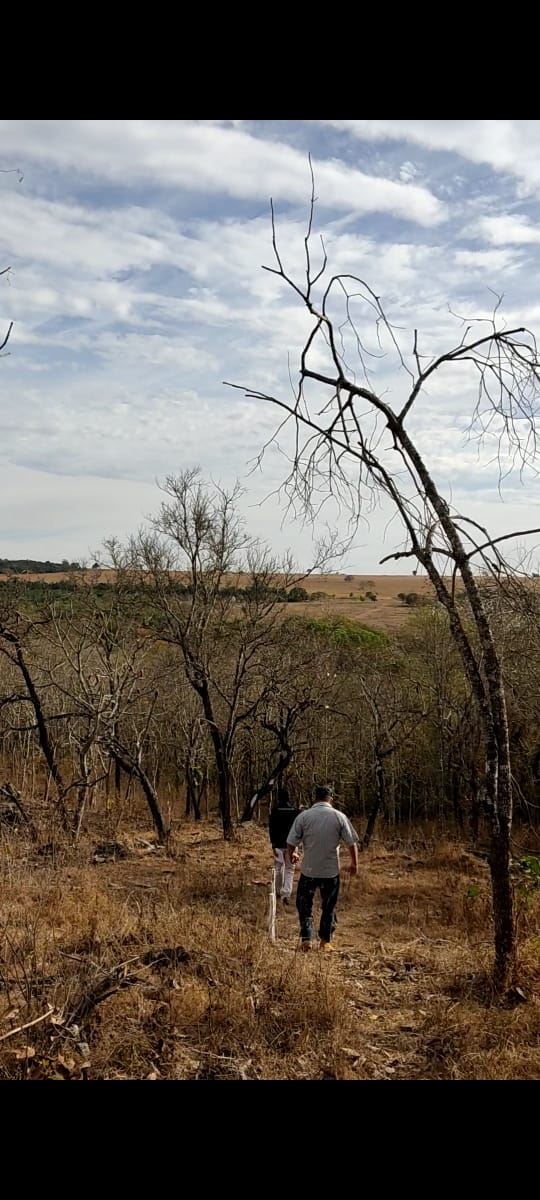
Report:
269,786,300,905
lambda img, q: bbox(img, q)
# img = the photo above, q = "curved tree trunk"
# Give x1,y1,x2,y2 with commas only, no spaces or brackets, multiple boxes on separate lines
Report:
195,678,234,839
241,745,292,823
109,746,168,844
396,425,517,993
15,644,71,833
363,756,386,849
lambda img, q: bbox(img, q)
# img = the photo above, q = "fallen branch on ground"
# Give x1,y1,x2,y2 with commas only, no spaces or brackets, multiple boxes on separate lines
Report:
0,1004,55,1042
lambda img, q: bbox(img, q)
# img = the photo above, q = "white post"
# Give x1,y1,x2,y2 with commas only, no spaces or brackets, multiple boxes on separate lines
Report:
267,866,277,943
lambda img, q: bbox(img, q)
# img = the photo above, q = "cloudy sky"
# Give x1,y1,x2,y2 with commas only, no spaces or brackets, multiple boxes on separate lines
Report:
1,119,540,571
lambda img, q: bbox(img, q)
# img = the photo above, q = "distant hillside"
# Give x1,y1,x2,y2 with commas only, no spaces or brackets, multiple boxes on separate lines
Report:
0,558,82,575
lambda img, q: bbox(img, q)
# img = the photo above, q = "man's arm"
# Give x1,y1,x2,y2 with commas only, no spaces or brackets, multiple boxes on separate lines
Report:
348,842,359,876
286,814,303,863
340,814,359,876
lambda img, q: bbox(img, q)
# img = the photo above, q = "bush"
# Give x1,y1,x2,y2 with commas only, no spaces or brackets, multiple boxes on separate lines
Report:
399,591,424,607
300,614,388,648
286,586,309,603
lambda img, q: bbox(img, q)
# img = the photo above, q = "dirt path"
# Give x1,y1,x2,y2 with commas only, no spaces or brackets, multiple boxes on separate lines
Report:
97,823,499,1078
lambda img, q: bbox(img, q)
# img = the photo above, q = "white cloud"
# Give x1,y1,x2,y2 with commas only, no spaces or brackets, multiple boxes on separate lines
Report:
454,247,520,271
321,120,540,196
475,214,540,246
0,120,445,226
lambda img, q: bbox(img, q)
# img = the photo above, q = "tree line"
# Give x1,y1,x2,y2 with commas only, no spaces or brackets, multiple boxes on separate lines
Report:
1,471,539,860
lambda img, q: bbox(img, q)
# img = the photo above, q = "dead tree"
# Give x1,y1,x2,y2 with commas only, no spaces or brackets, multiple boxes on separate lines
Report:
231,175,540,993
112,469,334,840
43,589,171,843
357,672,426,848
241,701,311,822
0,606,70,831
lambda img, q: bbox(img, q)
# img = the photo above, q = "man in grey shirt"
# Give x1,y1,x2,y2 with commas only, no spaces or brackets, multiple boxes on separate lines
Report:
286,784,359,952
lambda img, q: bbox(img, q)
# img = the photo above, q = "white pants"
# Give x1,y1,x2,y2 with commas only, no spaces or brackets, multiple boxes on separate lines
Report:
274,849,295,898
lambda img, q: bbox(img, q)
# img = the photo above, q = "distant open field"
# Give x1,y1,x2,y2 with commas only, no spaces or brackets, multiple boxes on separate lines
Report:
287,573,442,633
0,570,462,633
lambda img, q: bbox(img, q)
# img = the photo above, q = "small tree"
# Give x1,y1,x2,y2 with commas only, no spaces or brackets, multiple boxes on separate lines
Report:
40,584,171,842
0,591,71,831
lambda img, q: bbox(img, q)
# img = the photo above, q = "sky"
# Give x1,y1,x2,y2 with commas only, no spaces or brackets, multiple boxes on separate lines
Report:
1,118,540,572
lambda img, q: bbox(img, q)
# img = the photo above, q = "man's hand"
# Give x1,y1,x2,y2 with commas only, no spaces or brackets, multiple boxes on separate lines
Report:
291,849,300,864
349,862,358,877
349,844,359,877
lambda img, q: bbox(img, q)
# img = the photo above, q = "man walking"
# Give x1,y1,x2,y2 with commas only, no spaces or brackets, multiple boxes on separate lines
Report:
268,786,299,905
286,784,359,951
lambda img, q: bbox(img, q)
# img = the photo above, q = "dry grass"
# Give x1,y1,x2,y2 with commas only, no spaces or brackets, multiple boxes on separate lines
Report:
1,821,539,1079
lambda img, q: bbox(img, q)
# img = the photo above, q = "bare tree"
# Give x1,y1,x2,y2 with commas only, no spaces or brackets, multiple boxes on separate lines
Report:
111,469,326,839
353,658,427,848
44,587,171,843
0,597,71,831
231,180,540,993
240,611,345,819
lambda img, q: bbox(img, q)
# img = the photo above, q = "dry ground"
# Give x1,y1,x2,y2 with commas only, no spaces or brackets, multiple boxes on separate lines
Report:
1,819,539,1080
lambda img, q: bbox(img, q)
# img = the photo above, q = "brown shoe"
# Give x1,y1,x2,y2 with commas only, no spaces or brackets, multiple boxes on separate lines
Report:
320,941,334,952
301,941,313,953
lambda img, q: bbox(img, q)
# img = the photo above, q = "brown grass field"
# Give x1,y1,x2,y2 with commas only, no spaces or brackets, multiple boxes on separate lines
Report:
1,817,539,1080
289,573,440,632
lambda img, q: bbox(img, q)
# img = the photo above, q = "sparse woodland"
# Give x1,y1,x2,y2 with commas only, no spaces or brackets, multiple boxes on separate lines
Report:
4,502,540,854
3,198,540,1079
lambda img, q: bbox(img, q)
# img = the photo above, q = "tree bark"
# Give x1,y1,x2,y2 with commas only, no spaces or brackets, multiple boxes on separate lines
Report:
185,762,202,821
195,678,234,839
15,644,70,832
363,755,386,849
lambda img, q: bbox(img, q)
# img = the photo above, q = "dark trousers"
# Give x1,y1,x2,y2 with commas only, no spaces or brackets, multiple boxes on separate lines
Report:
296,873,340,943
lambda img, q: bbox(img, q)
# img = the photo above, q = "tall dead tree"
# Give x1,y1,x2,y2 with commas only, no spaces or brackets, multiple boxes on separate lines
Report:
111,470,330,840
231,177,540,993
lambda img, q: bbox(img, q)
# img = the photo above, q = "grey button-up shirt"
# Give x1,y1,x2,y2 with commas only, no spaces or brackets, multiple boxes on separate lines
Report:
287,802,359,878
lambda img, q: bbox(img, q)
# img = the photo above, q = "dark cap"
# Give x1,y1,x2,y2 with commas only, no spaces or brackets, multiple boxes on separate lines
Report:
314,784,334,802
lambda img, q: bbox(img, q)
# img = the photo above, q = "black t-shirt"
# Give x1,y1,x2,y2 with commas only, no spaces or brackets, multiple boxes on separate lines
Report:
269,805,299,849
